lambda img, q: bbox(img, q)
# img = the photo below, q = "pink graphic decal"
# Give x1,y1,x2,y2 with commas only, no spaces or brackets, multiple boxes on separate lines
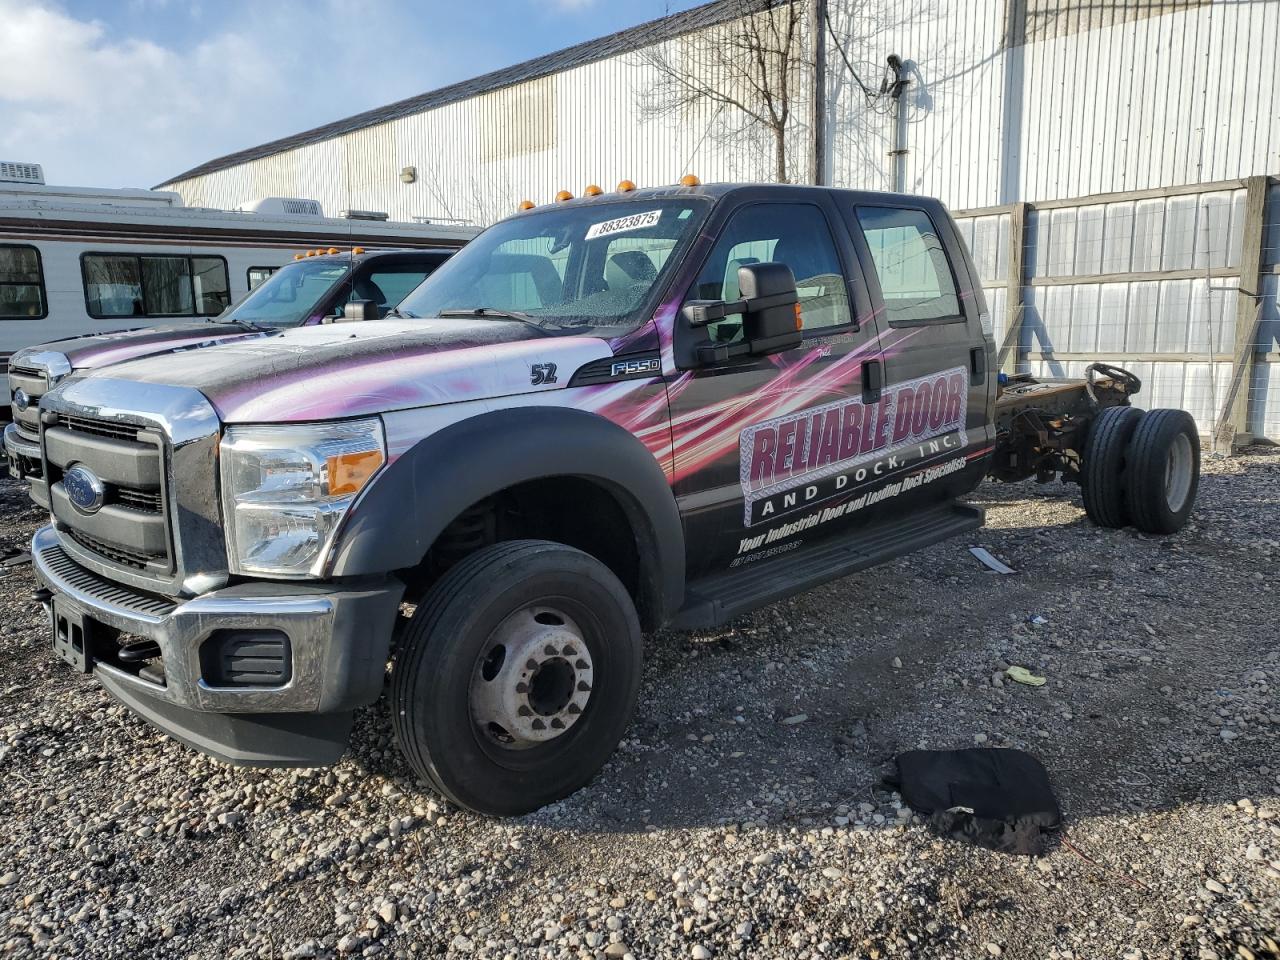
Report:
662,329,915,486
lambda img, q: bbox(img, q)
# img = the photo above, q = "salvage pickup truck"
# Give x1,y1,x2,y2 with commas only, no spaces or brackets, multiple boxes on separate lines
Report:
28,181,1199,815
5,248,454,486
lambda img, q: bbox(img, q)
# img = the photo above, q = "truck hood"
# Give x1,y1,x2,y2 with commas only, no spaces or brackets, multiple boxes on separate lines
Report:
25,321,273,371
82,318,615,422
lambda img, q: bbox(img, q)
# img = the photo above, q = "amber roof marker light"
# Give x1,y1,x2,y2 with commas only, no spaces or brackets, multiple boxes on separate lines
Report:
680,174,701,187
616,179,636,193
351,246,365,254
554,190,574,202
517,200,536,211
584,184,603,196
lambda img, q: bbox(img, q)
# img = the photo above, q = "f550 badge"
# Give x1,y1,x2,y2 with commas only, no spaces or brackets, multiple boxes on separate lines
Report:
610,358,661,377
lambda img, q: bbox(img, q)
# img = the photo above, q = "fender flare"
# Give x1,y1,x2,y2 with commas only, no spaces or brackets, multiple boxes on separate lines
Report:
328,406,685,625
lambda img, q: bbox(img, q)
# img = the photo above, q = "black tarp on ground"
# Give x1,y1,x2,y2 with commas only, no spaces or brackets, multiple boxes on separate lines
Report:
889,748,1062,855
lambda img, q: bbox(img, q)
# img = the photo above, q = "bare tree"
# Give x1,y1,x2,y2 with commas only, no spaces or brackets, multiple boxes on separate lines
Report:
636,0,807,184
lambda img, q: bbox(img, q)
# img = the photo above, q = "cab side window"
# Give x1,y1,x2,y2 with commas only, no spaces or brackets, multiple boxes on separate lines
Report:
690,203,852,342
348,265,438,315
855,206,961,324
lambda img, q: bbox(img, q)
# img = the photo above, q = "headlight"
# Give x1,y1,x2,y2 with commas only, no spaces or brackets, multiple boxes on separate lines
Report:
220,418,385,577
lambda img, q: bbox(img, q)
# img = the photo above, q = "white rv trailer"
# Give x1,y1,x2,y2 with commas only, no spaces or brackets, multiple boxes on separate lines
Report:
0,161,477,366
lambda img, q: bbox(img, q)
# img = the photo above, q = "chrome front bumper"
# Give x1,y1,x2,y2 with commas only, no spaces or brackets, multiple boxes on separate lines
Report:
32,525,404,764
3,421,41,490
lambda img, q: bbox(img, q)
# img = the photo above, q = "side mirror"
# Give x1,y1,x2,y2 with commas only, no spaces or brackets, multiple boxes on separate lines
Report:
323,299,379,324
738,262,801,356
683,261,800,364
346,299,379,323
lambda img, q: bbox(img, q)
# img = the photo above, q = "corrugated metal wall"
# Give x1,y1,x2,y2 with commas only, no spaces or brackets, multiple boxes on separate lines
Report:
168,1,1279,220
163,0,1280,441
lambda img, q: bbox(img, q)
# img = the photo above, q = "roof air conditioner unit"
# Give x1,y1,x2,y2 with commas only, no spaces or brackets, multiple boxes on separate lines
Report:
339,209,390,221
0,161,45,185
240,197,325,217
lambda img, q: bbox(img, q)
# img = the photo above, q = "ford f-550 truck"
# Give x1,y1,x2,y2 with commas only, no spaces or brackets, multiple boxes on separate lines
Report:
5,248,454,486
28,181,1199,815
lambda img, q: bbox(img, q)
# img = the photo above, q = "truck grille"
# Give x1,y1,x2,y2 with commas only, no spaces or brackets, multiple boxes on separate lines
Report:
62,414,143,443
9,364,45,443
39,378,226,599
43,411,173,576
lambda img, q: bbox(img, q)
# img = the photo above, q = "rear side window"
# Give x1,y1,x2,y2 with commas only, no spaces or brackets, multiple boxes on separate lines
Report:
0,244,46,319
855,206,961,323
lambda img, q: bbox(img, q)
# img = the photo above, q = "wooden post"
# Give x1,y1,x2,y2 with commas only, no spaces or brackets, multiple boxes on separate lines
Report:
1225,176,1268,448
998,201,1030,373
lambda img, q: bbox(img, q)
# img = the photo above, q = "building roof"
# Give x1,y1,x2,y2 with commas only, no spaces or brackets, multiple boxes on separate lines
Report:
156,0,774,189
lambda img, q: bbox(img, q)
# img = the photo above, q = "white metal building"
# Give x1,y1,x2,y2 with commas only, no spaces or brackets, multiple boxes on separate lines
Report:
158,0,1280,442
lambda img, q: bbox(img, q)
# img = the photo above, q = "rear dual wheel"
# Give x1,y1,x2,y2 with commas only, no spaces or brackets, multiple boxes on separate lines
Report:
1081,405,1199,534
1124,409,1200,534
391,540,642,816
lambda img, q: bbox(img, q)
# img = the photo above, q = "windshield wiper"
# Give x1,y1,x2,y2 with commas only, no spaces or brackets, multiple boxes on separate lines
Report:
438,307,563,331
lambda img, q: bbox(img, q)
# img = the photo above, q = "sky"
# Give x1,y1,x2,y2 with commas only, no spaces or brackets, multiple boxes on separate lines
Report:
0,0,705,190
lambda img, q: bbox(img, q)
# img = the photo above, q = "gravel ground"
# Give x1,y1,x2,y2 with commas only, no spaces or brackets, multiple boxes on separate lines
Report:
0,451,1277,960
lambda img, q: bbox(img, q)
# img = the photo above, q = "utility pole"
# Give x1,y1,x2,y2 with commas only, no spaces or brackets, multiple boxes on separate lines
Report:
809,0,827,186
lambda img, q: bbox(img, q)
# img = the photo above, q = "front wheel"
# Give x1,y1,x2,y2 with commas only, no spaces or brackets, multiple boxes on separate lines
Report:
391,540,642,816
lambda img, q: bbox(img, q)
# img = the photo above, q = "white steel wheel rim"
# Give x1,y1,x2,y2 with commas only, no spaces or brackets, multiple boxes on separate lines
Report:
469,605,594,750
1164,432,1194,512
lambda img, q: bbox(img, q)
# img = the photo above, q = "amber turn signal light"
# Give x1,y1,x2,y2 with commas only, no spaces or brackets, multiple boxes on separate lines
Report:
327,449,385,496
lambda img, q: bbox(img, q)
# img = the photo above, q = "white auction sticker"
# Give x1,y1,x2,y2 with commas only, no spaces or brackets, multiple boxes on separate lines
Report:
585,209,662,240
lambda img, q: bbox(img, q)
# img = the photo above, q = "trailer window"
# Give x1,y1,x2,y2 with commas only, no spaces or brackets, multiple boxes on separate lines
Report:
0,244,47,320
247,266,277,289
82,253,230,319
854,206,961,324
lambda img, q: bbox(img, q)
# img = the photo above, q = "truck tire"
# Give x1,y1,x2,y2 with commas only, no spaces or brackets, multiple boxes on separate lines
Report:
1123,408,1200,534
1080,405,1144,528
390,539,642,816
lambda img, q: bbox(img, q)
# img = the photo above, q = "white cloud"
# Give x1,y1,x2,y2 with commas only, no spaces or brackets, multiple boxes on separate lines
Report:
0,0,459,190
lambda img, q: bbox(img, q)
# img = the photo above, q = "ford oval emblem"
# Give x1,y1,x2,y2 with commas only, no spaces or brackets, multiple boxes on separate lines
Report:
64,464,106,514
12,389,29,412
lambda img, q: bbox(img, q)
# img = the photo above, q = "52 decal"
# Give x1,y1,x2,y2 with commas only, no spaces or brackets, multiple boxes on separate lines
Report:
530,362,559,385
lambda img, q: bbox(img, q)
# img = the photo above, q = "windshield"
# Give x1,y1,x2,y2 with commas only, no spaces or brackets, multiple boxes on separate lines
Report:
396,199,709,332
217,258,351,327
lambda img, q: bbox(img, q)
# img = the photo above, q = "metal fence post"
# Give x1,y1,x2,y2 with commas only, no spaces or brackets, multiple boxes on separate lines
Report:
998,201,1030,374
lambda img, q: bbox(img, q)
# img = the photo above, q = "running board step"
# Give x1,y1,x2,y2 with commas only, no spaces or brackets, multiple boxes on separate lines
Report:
671,502,984,630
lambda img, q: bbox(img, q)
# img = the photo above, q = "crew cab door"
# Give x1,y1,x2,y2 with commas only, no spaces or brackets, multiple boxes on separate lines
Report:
667,197,885,579
845,201,995,512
